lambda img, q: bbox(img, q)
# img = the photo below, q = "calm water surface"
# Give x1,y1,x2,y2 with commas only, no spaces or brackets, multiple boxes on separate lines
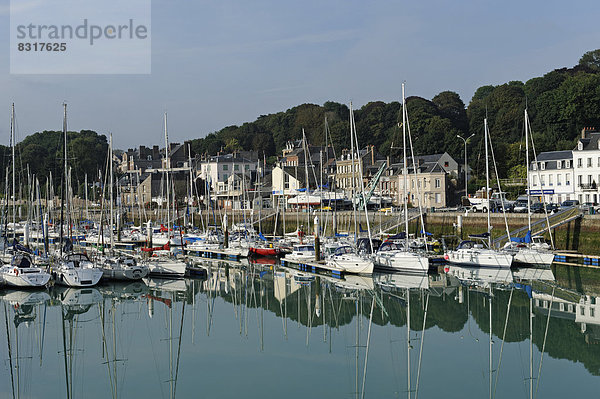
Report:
1,261,599,398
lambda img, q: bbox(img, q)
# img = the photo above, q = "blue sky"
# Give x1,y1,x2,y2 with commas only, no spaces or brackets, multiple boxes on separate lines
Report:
0,0,599,149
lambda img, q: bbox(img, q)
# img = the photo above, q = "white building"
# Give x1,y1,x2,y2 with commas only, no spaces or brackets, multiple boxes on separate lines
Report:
529,150,574,203
573,129,600,204
198,153,257,193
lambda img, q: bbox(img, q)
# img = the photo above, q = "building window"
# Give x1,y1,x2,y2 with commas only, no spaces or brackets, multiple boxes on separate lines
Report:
557,161,562,169
589,175,593,185
578,142,583,151
557,174,561,186
588,158,593,167
581,306,585,316
566,174,571,186
578,158,583,168
541,176,545,186
234,165,239,171
245,165,249,170
435,178,441,188
444,161,449,167
223,173,228,181
566,160,570,168
223,165,229,171
532,175,537,186
435,193,441,203
578,175,583,186
541,162,545,170
532,163,537,171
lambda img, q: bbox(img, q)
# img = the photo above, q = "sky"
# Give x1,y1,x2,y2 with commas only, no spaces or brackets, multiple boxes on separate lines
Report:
0,0,599,150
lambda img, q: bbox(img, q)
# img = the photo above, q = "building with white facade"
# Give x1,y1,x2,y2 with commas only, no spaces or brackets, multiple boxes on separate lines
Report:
573,128,600,204
198,153,257,193
529,150,574,203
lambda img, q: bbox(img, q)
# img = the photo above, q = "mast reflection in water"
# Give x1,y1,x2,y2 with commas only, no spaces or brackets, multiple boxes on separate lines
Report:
1,261,600,398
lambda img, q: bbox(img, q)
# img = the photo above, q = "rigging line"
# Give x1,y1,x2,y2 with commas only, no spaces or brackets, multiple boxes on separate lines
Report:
173,301,186,398
487,124,511,243
414,292,430,399
4,303,16,399
493,288,514,397
360,296,376,399
98,302,116,399
534,286,555,399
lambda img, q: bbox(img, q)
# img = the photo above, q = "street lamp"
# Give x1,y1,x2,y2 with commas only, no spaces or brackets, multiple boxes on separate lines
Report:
457,133,475,198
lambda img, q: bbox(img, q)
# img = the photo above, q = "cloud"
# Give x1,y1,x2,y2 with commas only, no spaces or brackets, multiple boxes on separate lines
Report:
169,28,359,57
0,0,44,16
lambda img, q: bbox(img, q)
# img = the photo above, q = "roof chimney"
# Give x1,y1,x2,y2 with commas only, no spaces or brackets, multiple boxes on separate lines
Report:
371,145,375,165
582,126,596,139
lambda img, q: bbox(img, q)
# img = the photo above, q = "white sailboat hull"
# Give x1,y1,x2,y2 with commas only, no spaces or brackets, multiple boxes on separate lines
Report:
512,249,554,267
327,255,374,275
101,265,149,280
446,248,513,269
145,258,187,277
54,267,104,287
0,267,51,287
374,251,429,274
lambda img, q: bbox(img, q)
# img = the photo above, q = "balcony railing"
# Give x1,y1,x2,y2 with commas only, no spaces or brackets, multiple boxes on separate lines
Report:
579,183,598,191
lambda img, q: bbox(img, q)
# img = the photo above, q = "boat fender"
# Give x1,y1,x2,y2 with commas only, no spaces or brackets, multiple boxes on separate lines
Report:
13,267,18,276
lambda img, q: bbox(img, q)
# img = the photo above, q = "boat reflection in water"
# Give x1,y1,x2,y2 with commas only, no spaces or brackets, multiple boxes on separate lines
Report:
1,261,600,398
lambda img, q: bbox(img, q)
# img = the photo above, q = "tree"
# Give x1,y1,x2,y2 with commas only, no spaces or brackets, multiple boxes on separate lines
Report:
579,49,600,71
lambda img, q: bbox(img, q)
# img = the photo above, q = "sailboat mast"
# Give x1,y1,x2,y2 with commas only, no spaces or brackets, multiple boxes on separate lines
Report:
109,133,115,253
11,103,15,240
402,83,409,251
484,118,491,248
59,104,67,257
525,109,531,231
164,113,170,230
349,103,358,238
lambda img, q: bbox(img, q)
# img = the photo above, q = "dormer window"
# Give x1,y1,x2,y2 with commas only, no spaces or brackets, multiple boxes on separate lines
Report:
540,162,545,171
566,160,571,168
557,161,562,169
578,141,584,151
532,163,537,171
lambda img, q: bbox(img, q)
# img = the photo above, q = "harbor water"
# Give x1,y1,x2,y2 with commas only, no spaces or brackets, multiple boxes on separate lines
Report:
1,260,599,398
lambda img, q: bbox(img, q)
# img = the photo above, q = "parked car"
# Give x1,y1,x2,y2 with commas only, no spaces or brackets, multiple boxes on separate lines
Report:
530,203,545,213
530,202,557,213
560,200,580,210
513,200,529,213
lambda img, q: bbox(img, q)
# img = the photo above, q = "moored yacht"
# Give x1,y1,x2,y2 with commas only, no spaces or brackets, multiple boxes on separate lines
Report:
326,245,374,275
284,244,316,262
97,255,149,280
0,252,51,288
446,234,513,269
373,241,429,274
52,252,104,287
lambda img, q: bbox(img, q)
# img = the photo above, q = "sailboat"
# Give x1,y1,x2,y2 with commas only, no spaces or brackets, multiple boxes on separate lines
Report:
96,134,149,280
502,109,554,267
445,118,513,269
142,113,187,278
373,84,429,274
0,105,51,288
52,104,103,287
